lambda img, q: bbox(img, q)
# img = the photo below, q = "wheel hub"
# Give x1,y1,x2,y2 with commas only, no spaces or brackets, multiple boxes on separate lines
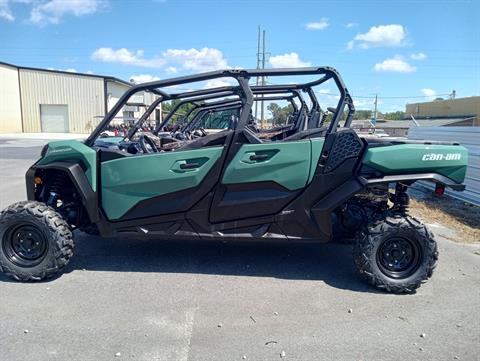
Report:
2,224,48,267
377,237,421,279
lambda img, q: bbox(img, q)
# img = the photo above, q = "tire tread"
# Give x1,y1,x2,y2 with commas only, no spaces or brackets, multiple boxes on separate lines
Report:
0,201,74,282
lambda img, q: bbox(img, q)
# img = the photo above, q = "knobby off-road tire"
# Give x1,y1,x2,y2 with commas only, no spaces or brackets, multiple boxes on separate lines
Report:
0,201,74,282
353,214,438,294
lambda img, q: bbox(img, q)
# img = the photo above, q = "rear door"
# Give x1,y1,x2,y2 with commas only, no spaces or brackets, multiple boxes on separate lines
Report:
210,138,324,223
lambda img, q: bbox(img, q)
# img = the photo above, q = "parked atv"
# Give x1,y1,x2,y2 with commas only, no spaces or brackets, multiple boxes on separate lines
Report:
0,67,468,293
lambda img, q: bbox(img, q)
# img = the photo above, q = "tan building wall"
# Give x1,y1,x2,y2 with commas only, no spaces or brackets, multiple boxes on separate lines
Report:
0,64,22,133
406,96,480,121
107,81,130,112
106,82,161,125
19,69,105,134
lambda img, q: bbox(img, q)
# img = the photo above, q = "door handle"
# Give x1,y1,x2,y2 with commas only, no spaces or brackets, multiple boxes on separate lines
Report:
180,162,200,169
171,159,203,172
249,154,269,161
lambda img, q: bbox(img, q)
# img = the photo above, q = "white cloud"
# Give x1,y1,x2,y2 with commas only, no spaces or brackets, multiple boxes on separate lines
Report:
204,78,235,89
352,98,376,109
0,0,15,21
91,47,166,67
410,52,427,60
348,24,407,49
86,70,94,74
162,48,228,72
166,66,177,74
65,68,77,73
345,22,358,28
421,88,437,100
129,74,160,84
91,47,229,72
0,0,34,22
318,88,331,94
305,18,329,30
374,56,416,73
29,0,107,25
269,52,311,68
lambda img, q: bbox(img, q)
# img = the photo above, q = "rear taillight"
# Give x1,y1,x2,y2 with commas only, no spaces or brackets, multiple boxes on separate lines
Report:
435,183,445,196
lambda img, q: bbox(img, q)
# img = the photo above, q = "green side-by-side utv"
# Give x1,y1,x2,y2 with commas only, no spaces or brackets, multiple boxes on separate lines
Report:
0,67,468,293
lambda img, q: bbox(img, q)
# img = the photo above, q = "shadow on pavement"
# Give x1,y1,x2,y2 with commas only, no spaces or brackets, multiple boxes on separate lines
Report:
0,232,378,293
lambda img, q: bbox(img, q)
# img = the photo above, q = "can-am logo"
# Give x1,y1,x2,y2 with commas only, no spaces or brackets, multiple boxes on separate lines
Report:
422,153,461,161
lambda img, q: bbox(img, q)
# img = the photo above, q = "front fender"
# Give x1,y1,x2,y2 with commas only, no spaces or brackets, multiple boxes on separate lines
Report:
26,161,100,223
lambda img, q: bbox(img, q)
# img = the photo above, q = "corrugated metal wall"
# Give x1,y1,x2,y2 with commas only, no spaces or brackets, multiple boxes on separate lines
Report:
409,126,480,206
19,69,105,133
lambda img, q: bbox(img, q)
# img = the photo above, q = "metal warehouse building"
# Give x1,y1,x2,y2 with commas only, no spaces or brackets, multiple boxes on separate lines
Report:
0,61,154,134
406,96,480,125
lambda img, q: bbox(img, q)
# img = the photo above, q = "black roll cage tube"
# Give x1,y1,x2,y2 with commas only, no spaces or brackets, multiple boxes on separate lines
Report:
182,93,303,134
85,67,351,147
156,88,305,136
185,103,243,134
155,90,240,133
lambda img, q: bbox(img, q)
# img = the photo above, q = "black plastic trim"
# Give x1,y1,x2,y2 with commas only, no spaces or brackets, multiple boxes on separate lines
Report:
26,162,99,222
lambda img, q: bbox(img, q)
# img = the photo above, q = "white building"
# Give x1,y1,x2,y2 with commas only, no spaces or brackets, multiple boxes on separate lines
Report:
0,61,161,134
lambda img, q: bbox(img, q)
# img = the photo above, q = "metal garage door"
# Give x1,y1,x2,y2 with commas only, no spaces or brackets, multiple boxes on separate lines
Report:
40,104,69,133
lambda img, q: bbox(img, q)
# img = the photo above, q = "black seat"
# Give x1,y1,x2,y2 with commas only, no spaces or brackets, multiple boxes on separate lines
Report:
282,127,327,141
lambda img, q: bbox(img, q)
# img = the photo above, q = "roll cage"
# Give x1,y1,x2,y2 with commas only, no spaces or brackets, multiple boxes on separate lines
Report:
125,86,308,141
180,91,306,134
85,67,353,147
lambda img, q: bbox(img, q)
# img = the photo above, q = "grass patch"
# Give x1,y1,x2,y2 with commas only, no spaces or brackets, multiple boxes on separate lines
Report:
408,187,480,243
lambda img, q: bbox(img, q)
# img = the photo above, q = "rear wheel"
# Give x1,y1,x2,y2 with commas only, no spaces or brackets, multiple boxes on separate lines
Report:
0,201,74,282
353,214,438,293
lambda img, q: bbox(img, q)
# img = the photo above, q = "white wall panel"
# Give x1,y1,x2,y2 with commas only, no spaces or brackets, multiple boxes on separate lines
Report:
0,64,22,133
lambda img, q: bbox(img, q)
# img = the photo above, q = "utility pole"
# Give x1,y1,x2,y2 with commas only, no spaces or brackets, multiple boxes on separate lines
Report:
373,94,378,125
254,26,269,128
261,29,266,128
254,26,261,121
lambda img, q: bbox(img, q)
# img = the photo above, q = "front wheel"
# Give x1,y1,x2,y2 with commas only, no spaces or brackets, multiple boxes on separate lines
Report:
353,214,438,294
0,201,74,282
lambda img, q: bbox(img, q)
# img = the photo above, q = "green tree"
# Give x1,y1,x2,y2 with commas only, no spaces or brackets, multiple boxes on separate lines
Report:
162,99,197,124
267,103,294,126
353,109,373,120
383,111,406,120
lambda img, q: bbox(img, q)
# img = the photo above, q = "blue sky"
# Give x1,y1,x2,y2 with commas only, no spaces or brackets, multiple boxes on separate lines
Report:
1,0,479,112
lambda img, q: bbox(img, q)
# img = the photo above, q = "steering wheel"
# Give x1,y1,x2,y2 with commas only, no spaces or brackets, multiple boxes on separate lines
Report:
139,134,159,153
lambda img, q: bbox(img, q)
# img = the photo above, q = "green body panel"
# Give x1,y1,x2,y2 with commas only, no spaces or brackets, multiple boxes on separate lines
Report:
308,138,325,184
362,144,468,183
101,146,224,220
38,140,97,191
222,141,312,190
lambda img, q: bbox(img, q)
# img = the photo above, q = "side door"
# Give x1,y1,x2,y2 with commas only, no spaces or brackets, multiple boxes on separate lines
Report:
100,136,231,221
209,137,324,223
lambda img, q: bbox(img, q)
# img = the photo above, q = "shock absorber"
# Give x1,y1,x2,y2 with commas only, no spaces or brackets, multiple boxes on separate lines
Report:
392,182,410,214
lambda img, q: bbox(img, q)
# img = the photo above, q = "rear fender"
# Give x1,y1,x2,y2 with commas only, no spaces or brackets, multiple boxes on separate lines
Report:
362,144,468,186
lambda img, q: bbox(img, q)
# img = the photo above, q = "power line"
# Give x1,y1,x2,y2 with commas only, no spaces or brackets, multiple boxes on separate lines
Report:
351,93,452,99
